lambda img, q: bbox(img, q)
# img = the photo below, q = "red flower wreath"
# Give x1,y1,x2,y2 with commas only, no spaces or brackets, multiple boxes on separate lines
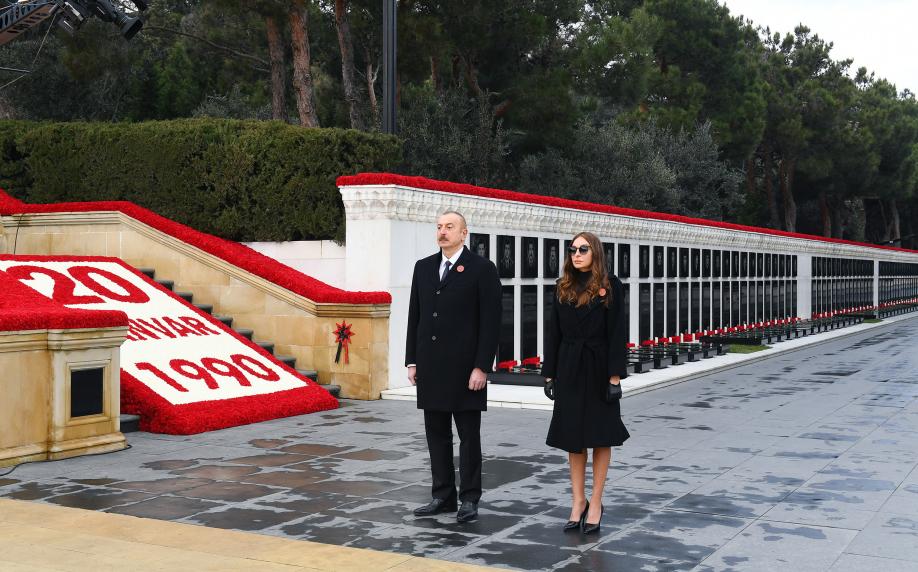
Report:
334,321,355,364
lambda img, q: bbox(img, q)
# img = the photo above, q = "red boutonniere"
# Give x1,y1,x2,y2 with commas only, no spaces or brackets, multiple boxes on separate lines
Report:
456,265,465,272
599,288,607,297
334,321,355,364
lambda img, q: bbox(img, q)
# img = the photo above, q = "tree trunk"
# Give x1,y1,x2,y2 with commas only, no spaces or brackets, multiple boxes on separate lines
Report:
334,0,363,130
364,46,379,126
264,15,287,122
780,158,797,232
430,56,440,94
762,145,781,229
819,191,831,237
887,198,901,243
831,198,844,239
463,56,482,96
288,0,320,128
745,156,756,197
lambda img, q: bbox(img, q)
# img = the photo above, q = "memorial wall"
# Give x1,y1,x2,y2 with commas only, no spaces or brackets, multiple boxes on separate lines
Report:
338,174,918,390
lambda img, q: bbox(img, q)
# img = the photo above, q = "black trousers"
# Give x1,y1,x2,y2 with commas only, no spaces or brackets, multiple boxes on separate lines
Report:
423,409,482,503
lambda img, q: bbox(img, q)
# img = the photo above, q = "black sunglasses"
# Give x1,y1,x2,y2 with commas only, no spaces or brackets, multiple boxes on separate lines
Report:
568,245,591,255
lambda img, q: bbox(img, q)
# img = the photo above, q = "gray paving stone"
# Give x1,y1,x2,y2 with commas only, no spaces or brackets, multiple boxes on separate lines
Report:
696,521,857,571
4,316,918,571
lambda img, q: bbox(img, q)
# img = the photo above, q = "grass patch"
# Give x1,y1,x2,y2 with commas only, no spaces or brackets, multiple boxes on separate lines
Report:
864,318,883,323
727,344,771,354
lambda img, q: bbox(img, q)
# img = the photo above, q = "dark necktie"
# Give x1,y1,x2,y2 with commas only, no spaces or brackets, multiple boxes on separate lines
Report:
440,261,452,283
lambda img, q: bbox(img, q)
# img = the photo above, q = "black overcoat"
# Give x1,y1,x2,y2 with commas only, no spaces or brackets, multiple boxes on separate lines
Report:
406,246,502,412
542,275,630,452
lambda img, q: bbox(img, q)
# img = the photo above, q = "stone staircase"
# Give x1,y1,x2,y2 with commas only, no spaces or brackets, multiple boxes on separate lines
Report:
119,267,341,433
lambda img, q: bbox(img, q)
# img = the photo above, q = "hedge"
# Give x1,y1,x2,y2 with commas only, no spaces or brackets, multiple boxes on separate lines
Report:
0,119,401,242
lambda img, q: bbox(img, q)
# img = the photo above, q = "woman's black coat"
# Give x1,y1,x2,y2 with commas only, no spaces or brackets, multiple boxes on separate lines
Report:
542,274,630,453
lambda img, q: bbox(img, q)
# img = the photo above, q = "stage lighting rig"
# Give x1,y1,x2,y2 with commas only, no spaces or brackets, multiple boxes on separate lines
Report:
0,0,147,47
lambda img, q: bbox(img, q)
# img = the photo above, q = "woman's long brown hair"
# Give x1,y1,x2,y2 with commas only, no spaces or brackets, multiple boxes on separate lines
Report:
556,231,611,307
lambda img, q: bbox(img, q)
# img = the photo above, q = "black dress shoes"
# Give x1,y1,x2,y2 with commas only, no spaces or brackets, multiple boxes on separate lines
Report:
582,503,604,534
413,497,457,516
456,501,479,522
563,500,589,531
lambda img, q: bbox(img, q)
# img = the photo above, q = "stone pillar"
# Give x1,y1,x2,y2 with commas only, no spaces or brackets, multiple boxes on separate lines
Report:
797,254,813,319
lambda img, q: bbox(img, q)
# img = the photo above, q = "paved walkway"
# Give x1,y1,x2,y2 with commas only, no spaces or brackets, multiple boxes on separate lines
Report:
3,316,918,571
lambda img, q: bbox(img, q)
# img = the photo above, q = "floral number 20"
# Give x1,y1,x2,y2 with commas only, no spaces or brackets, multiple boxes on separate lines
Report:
136,353,281,392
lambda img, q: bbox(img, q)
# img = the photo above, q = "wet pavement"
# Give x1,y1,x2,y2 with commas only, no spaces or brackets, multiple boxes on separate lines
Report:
3,317,918,571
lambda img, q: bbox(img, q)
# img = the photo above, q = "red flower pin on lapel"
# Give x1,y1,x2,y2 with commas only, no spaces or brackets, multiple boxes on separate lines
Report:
599,288,607,297
456,265,465,272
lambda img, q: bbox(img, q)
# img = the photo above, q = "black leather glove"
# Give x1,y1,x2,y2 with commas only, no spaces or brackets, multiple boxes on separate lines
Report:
544,379,555,400
604,382,622,402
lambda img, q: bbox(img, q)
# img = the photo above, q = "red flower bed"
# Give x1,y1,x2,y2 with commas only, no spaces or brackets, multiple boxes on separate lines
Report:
1,254,338,435
0,271,127,332
338,173,918,255
0,189,390,305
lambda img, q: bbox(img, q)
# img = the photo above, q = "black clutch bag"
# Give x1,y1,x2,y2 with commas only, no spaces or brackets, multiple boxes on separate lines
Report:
544,379,555,400
603,382,622,402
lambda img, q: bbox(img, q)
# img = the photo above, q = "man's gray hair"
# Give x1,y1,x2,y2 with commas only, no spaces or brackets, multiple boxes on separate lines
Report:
439,209,468,229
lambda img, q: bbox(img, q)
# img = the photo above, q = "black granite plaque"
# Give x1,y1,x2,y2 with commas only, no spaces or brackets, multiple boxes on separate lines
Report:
71,367,104,417
764,252,771,277
721,282,730,326
764,280,772,319
603,242,615,276
521,237,538,278
622,283,631,341
667,283,677,336
680,248,689,278
618,244,631,278
754,281,763,322
497,235,515,278
702,282,711,330
470,233,490,261
778,281,786,318
653,283,665,339
522,286,538,359
543,239,560,278
779,254,786,278
731,281,740,325
639,283,651,342
722,250,731,277
653,246,665,278
679,282,689,334
712,250,721,278
732,251,740,277
498,285,515,362
702,249,711,278
790,281,797,317
712,282,721,329
667,247,678,278
740,281,748,323
639,245,650,278
691,249,700,278
741,252,748,277
792,255,797,277
691,282,700,332
543,285,555,347
771,280,779,317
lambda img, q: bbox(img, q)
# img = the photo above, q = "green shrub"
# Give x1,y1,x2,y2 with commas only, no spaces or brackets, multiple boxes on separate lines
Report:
0,119,401,242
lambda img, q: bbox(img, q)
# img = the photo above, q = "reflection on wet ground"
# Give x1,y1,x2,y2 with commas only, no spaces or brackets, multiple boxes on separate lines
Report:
4,318,918,570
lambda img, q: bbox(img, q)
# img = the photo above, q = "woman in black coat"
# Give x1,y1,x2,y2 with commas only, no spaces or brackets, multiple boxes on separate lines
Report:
542,231,630,534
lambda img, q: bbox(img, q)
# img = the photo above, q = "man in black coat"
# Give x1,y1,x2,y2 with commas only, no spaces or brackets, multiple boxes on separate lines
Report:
406,210,501,522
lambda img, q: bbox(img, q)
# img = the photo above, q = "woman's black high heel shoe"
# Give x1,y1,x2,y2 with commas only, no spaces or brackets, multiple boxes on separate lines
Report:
563,500,589,531
582,503,603,534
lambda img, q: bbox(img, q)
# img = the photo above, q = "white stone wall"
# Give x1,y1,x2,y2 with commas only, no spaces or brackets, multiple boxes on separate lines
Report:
244,240,346,288
339,182,918,391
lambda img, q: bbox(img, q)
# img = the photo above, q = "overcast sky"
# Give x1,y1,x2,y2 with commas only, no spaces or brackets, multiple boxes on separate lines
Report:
720,0,917,94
